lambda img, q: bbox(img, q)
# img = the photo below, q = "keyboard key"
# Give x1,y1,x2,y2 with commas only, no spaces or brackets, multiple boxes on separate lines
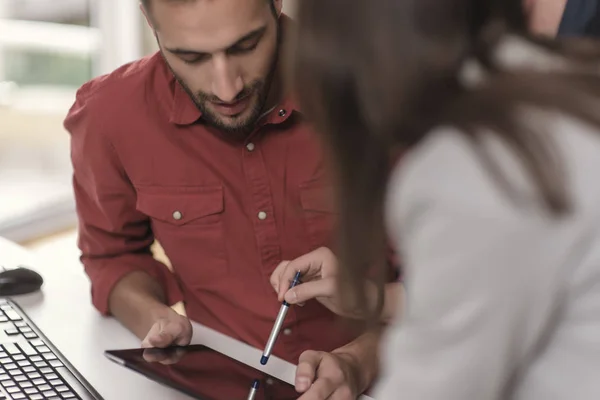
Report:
13,375,26,382
40,368,52,375
37,346,50,354
16,342,37,357
35,361,48,368
38,384,51,391
42,390,57,397
12,393,26,399
1,380,15,387
27,372,41,379
62,393,76,399
17,361,30,367
5,310,22,321
24,387,38,394
30,340,44,347
7,386,21,393
0,316,8,323
46,373,58,380
24,332,38,339
18,327,32,334
22,366,35,373
4,364,17,370
8,369,22,376
0,352,7,358
30,356,42,362
32,378,45,385
2,343,20,355
30,394,43,400
14,322,27,328
48,379,61,386
18,381,32,388
4,329,19,336
0,358,11,364
0,373,9,380
49,360,63,368
42,353,57,361
12,355,24,361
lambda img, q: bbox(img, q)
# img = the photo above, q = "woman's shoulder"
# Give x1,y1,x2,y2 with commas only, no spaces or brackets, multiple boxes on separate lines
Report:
386,113,600,234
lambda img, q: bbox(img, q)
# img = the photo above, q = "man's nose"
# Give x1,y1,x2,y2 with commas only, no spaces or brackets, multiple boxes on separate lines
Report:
211,55,244,103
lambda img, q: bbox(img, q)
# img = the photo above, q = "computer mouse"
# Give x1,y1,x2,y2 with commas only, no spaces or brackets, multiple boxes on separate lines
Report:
0,267,43,296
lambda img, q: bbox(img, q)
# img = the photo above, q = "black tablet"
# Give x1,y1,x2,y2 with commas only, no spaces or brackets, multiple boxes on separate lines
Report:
104,345,296,400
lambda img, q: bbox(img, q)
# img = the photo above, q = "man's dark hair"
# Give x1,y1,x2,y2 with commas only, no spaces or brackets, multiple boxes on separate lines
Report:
142,0,277,16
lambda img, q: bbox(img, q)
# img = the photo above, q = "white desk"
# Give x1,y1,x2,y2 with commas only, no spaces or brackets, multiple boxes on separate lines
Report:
0,237,374,399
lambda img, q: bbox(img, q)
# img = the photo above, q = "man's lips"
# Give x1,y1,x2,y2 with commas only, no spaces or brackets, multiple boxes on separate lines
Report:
210,96,251,117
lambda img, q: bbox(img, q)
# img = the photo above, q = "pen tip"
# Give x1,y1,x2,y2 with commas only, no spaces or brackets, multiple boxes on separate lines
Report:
260,355,269,365
252,379,260,389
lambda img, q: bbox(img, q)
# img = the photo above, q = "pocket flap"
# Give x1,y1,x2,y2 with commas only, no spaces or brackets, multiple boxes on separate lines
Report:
137,186,224,226
300,183,336,213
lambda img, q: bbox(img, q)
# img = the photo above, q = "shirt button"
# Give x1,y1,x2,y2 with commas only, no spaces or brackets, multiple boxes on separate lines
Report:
283,328,292,336
266,378,274,385
246,142,255,152
172,211,183,220
278,109,286,117
258,211,267,220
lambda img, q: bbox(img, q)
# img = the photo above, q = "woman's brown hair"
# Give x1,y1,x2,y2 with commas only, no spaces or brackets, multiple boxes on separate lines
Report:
290,0,600,323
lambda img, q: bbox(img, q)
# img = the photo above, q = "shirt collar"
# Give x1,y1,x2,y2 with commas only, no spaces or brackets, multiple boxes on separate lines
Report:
169,78,202,125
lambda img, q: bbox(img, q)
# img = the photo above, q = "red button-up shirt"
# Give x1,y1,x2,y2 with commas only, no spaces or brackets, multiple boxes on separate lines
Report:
64,52,359,364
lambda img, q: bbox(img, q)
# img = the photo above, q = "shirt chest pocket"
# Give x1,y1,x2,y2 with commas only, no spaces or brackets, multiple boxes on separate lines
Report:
136,186,228,285
300,182,338,251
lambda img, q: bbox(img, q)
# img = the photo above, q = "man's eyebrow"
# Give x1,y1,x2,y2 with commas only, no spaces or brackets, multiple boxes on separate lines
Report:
166,26,268,55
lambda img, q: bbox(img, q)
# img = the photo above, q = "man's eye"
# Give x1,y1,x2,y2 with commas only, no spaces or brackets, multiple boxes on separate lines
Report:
181,55,209,65
228,42,259,55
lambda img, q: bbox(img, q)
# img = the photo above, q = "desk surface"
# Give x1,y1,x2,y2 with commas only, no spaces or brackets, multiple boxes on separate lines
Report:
0,237,374,400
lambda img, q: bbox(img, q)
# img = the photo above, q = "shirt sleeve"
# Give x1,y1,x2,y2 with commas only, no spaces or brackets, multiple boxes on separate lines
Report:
375,137,564,399
64,83,184,315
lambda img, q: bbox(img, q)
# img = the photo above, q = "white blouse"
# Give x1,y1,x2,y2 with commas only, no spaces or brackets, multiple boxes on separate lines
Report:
374,40,600,400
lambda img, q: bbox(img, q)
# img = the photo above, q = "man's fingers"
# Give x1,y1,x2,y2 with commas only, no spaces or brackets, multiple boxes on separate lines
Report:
143,347,185,365
285,278,336,305
160,348,186,365
142,318,191,348
296,350,323,392
142,348,169,363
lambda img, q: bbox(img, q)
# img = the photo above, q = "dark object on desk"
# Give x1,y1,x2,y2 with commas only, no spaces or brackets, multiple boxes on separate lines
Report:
0,266,43,296
559,0,600,38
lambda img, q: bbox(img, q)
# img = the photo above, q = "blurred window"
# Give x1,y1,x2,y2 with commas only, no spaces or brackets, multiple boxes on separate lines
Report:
0,0,142,243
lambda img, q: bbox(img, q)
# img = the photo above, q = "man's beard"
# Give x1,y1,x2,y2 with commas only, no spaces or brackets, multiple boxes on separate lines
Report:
190,78,270,138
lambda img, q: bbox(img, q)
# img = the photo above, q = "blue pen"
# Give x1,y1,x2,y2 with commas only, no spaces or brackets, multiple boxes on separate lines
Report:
260,271,302,365
246,379,260,400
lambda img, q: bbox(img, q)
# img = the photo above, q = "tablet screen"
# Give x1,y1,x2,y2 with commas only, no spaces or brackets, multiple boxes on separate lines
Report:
105,345,297,400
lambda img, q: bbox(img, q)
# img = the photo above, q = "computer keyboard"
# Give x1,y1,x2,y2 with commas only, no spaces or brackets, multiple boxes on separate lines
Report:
0,299,102,400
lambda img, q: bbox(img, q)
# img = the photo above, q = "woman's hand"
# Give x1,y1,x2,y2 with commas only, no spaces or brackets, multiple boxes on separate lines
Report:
271,247,404,322
270,247,378,319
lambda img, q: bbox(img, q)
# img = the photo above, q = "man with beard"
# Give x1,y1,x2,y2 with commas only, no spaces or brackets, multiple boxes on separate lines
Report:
64,0,380,398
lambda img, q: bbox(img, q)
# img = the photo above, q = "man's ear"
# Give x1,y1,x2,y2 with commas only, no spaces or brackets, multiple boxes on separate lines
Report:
273,0,283,17
140,2,156,31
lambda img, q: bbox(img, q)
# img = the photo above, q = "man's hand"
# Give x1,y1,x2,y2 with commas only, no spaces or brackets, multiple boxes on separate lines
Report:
141,307,192,348
295,350,359,400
